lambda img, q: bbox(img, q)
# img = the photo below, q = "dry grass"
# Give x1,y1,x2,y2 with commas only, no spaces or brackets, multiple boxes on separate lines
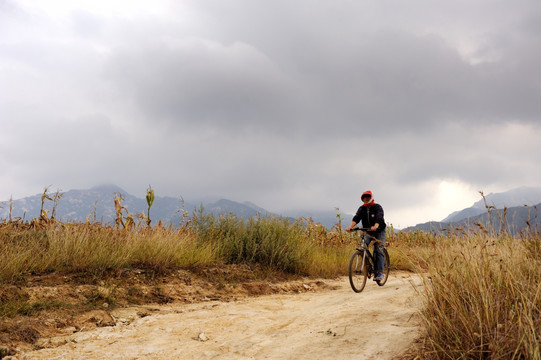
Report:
396,230,541,360
0,223,217,282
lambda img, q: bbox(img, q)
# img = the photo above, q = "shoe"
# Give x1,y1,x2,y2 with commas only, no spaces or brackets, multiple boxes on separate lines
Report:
373,273,384,281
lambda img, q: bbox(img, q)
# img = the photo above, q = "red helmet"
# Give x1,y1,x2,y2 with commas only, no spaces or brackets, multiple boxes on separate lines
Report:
361,190,373,200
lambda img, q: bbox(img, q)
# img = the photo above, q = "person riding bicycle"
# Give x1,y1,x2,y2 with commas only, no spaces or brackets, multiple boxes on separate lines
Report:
345,190,387,281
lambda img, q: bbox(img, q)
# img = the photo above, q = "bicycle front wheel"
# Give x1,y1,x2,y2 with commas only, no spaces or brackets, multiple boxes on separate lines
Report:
349,250,368,293
376,248,390,286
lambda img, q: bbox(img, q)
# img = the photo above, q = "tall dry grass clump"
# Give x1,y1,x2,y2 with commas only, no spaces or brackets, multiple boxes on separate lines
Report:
412,232,541,359
188,211,357,276
385,228,444,272
0,222,216,281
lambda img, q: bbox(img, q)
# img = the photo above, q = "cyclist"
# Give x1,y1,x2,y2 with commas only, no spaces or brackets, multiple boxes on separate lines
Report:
345,190,387,281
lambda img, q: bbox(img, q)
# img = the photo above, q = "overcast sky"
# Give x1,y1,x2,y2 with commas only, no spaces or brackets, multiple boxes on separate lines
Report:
1,0,540,227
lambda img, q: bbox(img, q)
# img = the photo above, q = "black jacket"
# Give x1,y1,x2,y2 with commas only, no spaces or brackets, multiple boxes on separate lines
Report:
352,203,386,233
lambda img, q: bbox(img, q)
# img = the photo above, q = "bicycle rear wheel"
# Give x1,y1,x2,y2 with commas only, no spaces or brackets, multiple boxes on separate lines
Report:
376,248,390,286
349,250,368,293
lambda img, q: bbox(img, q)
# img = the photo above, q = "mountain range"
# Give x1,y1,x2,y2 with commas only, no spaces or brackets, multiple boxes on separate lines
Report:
1,184,540,233
404,186,541,234
441,186,541,223
0,184,278,226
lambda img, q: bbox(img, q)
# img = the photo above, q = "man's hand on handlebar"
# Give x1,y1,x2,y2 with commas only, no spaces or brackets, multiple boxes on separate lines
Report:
346,225,379,232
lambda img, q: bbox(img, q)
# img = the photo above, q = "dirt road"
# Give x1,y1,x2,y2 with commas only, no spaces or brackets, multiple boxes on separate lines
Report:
21,273,422,360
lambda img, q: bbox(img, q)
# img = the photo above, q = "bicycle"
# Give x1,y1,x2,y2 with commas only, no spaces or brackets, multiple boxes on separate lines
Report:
348,227,390,293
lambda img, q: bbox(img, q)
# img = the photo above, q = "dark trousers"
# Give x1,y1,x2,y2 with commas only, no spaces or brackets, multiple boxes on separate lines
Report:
364,230,386,274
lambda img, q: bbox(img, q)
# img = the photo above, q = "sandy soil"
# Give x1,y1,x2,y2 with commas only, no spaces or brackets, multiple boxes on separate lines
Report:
19,273,422,360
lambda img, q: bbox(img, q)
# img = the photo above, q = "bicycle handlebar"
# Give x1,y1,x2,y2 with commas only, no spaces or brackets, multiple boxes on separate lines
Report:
349,227,371,232
350,227,385,244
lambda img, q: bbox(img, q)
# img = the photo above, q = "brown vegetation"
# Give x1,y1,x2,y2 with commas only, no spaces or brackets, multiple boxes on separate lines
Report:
1,188,540,359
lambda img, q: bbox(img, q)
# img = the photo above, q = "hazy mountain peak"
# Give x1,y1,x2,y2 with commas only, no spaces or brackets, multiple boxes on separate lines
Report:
243,201,268,212
441,186,541,223
90,184,128,194
472,186,541,209
0,187,277,226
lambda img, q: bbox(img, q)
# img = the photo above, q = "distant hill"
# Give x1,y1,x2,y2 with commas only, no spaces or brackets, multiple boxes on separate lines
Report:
9,185,537,232
0,184,348,229
403,186,541,235
0,185,276,226
405,202,541,235
282,209,345,230
204,199,271,218
442,186,541,223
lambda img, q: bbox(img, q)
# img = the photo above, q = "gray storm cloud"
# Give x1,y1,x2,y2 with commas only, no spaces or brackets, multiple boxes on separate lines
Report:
103,29,541,138
1,0,540,226
105,39,299,132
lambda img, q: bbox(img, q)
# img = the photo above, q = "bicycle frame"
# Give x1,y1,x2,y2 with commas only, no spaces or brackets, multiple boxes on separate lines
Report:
348,227,390,292
356,233,378,278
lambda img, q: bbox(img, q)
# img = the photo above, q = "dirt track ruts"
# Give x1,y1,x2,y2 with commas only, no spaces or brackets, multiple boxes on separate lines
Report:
21,272,422,360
